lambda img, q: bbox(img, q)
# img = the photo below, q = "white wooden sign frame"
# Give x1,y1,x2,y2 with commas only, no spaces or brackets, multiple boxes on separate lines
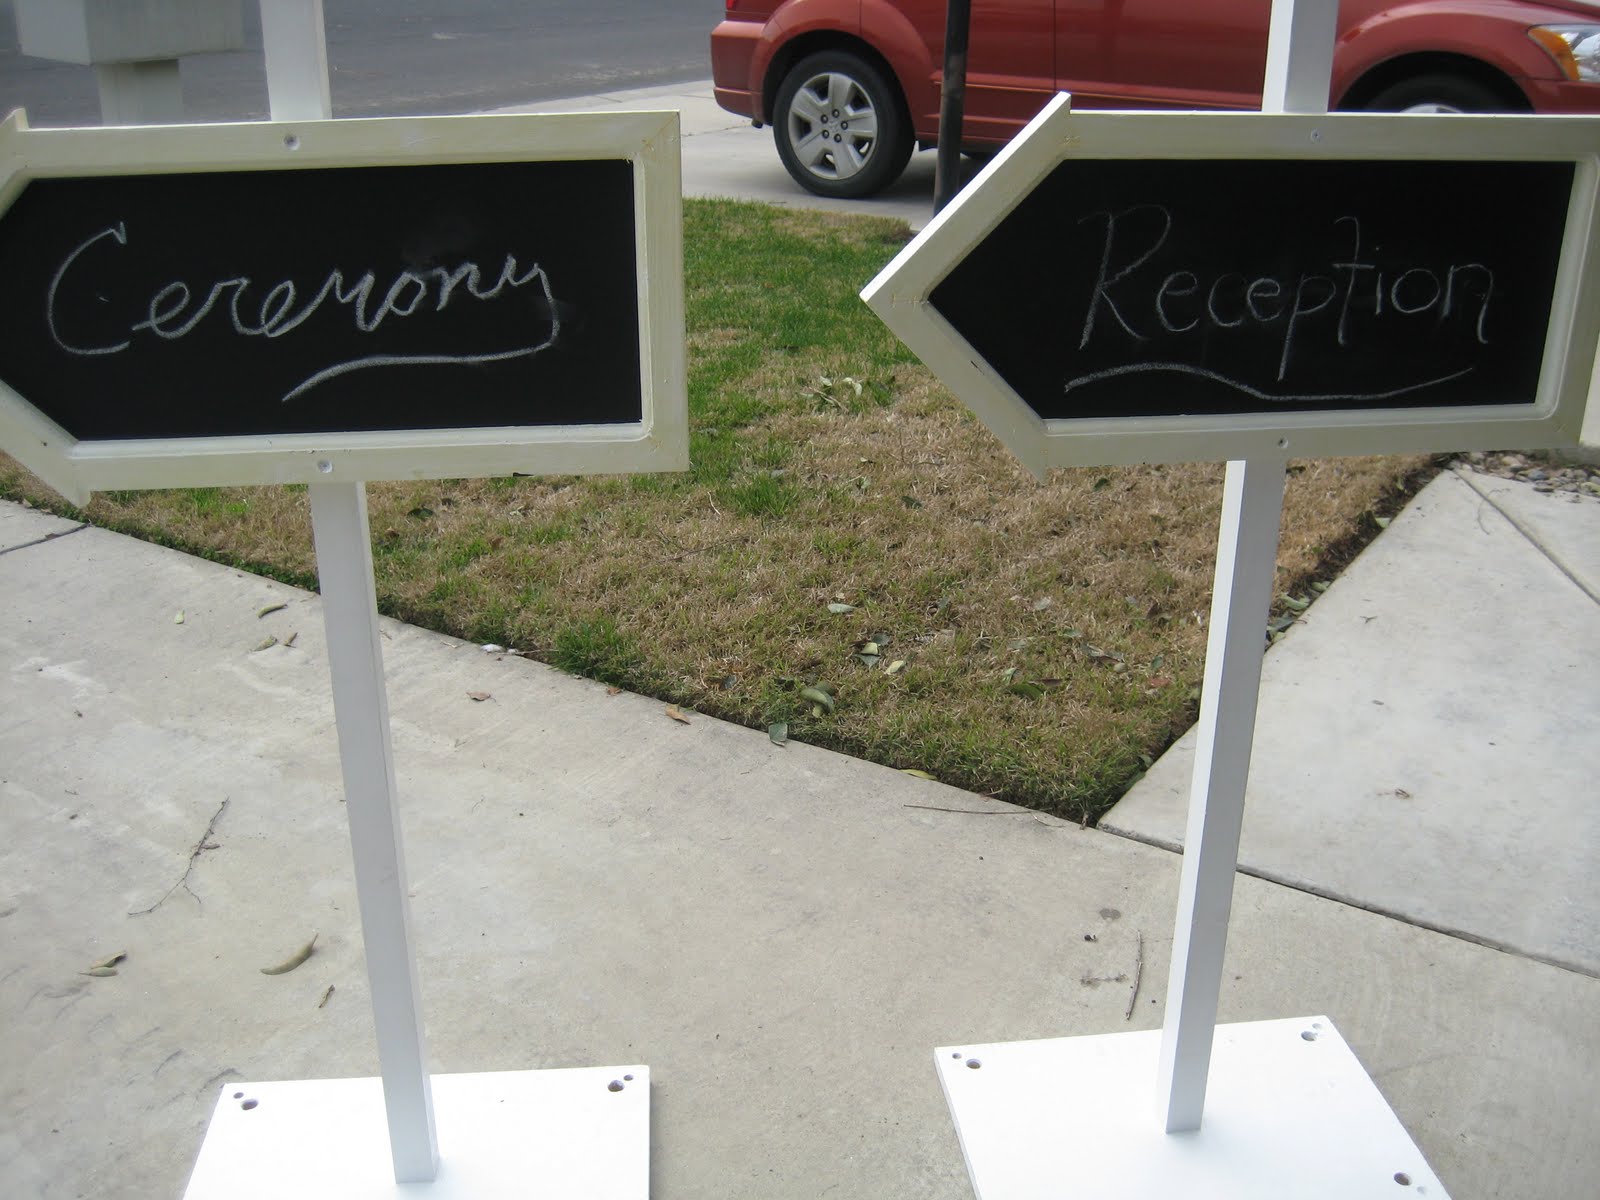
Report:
863,96,1600,477
0,107,687,504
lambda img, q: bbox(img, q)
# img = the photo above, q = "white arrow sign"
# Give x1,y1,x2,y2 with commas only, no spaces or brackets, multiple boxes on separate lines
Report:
863,94,1600,478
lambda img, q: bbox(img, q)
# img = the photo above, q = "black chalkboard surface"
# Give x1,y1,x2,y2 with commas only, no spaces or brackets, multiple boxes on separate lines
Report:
930,159,1574,421
0,159,641,440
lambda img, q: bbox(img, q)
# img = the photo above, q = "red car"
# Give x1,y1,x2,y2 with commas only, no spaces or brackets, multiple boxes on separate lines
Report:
711,0,1600,197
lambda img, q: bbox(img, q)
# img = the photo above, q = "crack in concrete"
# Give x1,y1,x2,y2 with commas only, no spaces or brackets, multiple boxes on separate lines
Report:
0,522,91,556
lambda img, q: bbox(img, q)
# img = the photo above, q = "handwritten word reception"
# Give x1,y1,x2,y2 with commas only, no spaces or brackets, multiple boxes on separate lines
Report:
930,158,1574,421
0,159,640,440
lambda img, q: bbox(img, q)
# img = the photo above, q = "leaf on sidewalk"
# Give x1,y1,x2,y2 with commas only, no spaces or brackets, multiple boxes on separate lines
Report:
260,932,318,976
769,722,789,746
664,705,692,724
466,691,492,702
81,950,126,977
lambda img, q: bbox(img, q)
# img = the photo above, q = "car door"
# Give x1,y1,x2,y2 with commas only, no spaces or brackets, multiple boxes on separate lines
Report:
890,0,1056,142
1056,0,1268,111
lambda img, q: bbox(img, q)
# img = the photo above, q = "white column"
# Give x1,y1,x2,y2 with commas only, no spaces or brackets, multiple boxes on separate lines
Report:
308,482,439,1183
1155,0,1338,1135
274,15,437,1179
1262,0,1339,114
261,0,331,121
1155,456,1288,1132
16,0,246,126
95,60,185,124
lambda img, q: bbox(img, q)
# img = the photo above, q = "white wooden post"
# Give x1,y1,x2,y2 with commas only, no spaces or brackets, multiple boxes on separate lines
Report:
261,0,332,121
1154,0,1339,1134
1262,0,1340,115
264,6,440,1184
308,482,440,1183
1154,455,1287,1132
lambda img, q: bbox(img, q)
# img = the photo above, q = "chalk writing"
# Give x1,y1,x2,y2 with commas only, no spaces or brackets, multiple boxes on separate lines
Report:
45,222,560,403
1061,362,1474,402
923,156,1572,424
1070,206,1494,402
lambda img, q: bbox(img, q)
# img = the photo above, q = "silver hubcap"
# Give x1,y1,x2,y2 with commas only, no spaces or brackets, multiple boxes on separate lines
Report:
1399,101,1465,114
786,70,880,182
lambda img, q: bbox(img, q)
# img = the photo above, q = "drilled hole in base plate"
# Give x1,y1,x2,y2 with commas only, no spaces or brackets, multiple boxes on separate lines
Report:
607,1080,625,1093
1394,1172,1412,1186
965,1058,982,1070
240,1098,258,1111
1301,1030,1319,1041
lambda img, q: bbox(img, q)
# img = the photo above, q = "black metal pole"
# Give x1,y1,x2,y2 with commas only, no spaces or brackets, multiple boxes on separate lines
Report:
933,0,972,214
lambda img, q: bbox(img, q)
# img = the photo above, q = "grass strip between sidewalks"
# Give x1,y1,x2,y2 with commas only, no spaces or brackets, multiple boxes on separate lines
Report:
1,198,1435,821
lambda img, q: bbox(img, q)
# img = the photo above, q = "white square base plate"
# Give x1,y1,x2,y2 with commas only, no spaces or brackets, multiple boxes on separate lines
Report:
937,1016,1447,1199
183,1066,649,1198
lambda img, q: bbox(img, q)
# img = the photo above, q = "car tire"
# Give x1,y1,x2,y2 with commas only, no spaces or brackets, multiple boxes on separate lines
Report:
1363,72,1521,115
773,50,913,199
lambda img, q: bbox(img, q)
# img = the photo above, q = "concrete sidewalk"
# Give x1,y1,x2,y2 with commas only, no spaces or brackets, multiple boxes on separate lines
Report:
4,82,1600,1200
3,480,1598,1198
1105,466,1600,978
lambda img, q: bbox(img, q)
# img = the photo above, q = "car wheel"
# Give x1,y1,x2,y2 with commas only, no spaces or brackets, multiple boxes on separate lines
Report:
1363,72,1520,114
773,51,913,199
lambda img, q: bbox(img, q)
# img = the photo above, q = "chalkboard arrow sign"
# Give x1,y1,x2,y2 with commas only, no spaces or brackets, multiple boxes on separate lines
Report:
0,109,686,503
863,95,1600,475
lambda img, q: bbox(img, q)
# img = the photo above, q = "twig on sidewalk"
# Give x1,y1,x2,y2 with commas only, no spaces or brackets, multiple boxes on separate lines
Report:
903,804,1029,816
128,798,229,915
1125,931,1144,1021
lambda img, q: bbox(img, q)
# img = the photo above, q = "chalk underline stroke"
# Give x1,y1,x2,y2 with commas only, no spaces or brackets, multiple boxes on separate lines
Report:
280,269,560,403
1061,361,1475,404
